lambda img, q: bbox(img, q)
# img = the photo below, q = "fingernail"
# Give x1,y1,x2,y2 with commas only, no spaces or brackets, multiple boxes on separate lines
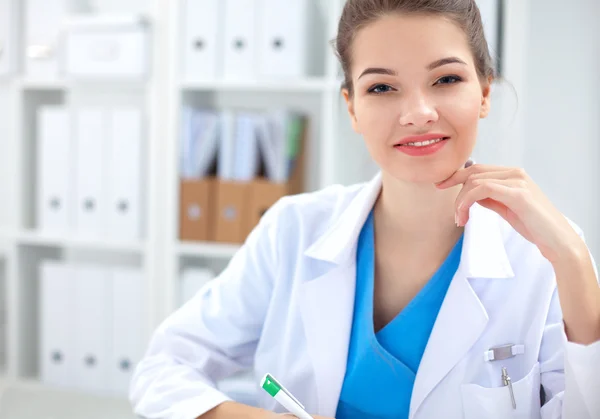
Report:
465,159,474,168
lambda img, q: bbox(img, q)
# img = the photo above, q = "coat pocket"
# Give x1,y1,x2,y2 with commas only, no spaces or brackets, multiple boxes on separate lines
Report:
460,362,541,419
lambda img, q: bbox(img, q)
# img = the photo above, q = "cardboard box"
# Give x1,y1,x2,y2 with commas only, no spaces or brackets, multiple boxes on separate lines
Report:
179,178,215,241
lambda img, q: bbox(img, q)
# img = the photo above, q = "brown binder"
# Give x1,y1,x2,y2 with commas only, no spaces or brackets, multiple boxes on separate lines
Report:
179,178,215,241
213,180,251,244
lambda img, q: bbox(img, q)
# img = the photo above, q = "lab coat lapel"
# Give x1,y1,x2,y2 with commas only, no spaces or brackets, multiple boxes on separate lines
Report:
409,204,515,419
301,173,382,416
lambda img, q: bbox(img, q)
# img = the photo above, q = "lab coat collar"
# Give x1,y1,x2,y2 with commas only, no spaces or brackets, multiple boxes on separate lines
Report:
304,172,515,280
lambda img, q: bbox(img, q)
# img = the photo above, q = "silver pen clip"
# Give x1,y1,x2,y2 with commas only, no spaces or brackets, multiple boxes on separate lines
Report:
502,367,517,410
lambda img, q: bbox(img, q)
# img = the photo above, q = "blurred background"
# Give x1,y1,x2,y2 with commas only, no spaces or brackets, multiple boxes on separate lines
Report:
0,0,598,417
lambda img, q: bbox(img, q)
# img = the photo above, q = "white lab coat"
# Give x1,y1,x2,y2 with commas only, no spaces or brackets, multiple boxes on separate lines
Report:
130,173,600,419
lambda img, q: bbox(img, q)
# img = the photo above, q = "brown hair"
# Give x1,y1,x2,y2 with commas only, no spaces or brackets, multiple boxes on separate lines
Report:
333,0,496,97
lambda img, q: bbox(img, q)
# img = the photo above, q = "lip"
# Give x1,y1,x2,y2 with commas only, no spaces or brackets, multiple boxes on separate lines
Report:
395,133,450,146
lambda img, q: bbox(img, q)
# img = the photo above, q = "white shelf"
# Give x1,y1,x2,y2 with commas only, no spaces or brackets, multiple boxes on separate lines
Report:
17,78,148,91
180,77,338,93
178,241,241,259
0,378,134,419
15,230,146,253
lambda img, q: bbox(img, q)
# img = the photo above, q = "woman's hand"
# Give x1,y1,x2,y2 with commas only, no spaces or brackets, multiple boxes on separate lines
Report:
435,164,584,263
436,163,600,344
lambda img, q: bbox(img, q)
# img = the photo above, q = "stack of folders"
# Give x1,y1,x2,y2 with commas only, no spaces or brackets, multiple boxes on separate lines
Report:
36,106,144,240
182,0,314,80
39,261,145,397
179,107,306,244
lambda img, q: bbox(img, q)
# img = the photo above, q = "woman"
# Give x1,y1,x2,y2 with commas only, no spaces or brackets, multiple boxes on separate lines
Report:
130,1,600,418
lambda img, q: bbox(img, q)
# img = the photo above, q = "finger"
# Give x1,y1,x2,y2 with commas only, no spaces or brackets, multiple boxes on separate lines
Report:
436,164,510,189
456,179,528,226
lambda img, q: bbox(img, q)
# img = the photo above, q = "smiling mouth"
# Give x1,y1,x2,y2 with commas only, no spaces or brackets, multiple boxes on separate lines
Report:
395,137,450,147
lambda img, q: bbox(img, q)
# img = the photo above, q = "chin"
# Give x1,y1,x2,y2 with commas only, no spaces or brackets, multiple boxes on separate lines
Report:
384,160,463,185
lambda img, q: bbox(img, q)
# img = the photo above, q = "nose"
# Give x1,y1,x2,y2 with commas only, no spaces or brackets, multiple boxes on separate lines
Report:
398,92,438,127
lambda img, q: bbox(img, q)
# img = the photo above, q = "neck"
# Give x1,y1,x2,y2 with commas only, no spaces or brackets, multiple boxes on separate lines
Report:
373,171,463,245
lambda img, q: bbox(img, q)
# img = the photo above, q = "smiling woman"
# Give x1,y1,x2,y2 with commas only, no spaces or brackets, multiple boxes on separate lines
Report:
129,1,600,419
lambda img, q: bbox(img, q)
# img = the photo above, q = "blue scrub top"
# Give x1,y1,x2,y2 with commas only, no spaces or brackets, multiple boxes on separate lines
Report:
335,210,463,419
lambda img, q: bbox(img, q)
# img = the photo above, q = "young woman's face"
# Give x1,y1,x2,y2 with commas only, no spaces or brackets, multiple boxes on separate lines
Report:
343,14,492,184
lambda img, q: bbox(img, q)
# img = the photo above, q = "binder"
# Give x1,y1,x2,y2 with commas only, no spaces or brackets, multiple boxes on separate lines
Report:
109,267,145,397
24,0,67,78
182,0,222,80
214,180,250,243
180,268,215,306
179,178,216,241
258,0,310,78
232,113,260,182
72,265,111,394
74,108,107,237
217,110,236,180
222,0,257,79
39,262,75,389
245,116,306,237
107,107,144,240
37,107,74,232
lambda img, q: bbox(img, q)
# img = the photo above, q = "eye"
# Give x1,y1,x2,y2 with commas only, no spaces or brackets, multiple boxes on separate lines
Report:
435,75,462,85
367,84,394,94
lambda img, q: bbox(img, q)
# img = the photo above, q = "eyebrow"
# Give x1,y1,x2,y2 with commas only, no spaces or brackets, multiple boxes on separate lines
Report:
357,56,468,79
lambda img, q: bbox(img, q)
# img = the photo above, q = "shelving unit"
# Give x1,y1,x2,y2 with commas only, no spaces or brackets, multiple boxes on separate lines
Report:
0,0,529,416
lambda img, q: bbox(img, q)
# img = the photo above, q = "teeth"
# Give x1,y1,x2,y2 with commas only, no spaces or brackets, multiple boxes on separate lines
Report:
404,138,444,147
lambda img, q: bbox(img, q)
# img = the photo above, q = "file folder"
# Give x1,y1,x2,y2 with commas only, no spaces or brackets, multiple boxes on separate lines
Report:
214,180,250,243
182,0,222,80
258,0,310,78
37,107,74,232
107,107,144,240
39,262,75,389
74,108,107,237
179,178,216,241
72,265,111,394
109,267,145,396
222,0,257,79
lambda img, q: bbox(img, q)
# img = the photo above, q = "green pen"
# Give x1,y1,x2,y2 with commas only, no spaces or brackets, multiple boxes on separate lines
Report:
261,373,314,419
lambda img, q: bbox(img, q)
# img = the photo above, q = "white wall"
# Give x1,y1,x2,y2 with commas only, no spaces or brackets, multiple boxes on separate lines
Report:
522,0,600,258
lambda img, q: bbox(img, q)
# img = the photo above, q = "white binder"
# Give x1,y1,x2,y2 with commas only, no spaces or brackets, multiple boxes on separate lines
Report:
217,110,236,180
107,107,143,240
258,0,310,78
39,262,75,388
180,268,215,306
182,0,222,80
72,265,111,394
222,0,257,79
0,0,17,76
233,113,260,181
74,108,107,237
37,107,74,232
24,0,67,78
109,267,145,396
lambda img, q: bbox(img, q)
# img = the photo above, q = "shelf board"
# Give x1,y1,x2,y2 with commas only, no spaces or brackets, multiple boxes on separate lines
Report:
0,378,134,419
178,241,240,259
16,230,146,253
180,77,339,92
18,78,148,91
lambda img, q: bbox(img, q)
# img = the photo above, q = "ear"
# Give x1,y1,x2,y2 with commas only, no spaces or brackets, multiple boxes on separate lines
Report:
342,88,360,133
479,77,493,119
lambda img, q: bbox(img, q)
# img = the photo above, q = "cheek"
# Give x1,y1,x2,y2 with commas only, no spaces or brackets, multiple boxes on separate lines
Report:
353,98,397,138
439,91,482,140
